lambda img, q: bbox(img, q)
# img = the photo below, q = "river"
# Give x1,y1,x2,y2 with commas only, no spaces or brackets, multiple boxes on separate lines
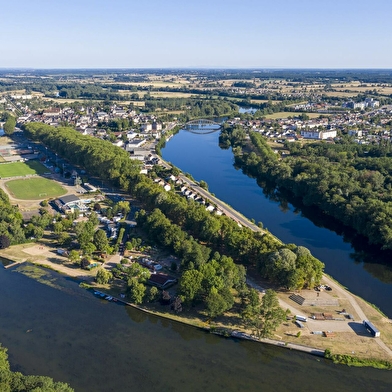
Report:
2,126,392,391
1,265,391,392
162,129,392,318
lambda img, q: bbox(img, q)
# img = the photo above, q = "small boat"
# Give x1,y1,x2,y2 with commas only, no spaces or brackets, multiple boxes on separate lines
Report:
105,296,113,301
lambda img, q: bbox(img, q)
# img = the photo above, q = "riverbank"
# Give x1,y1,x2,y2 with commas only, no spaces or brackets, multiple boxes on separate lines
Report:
2,248,392,368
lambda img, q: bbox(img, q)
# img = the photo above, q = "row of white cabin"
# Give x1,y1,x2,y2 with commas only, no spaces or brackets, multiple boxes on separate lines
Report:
153,177,223,215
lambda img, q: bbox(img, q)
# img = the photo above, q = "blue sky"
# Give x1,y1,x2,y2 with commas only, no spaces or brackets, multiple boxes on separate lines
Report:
2,0,392,68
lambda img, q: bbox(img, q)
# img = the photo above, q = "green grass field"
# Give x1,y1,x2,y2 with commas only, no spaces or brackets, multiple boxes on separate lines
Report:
5,177,67,200
0,160,48,178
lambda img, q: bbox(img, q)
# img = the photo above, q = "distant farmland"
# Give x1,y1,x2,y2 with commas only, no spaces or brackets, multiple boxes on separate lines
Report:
0,161,48,178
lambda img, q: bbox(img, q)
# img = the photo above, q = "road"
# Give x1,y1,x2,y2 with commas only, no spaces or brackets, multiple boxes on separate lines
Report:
179,173,263,233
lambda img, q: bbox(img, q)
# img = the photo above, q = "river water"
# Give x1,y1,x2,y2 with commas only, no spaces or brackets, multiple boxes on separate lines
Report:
2,127,392,391
162,129,392,318
1,265,391,392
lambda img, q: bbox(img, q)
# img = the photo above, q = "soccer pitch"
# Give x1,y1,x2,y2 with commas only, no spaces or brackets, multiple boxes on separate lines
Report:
0,160,48,178
5,177,67,200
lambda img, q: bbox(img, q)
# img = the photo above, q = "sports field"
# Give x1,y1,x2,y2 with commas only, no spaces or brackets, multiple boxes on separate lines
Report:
0,161,48,178
5,177,66,200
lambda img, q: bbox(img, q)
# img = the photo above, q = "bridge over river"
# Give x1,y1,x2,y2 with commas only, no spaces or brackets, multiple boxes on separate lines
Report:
182,119,222,134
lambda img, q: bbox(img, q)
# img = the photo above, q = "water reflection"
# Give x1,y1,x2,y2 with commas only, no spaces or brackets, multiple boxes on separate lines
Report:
1,266,392,392
163,129,392,317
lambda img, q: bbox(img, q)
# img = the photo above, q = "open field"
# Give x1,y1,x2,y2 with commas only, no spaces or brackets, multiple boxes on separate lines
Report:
0,89,25,96
111,81,189,88
250,99,279,104
331,86,392,96
118,91,198,99
275,284,392,361
5,177,66,199
42,97,107,103
323,91,361,98
0,161,48,178
150,91,199,98
263,111,328,119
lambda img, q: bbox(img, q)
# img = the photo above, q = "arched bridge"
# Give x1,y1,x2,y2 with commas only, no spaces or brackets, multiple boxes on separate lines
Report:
182,119,222,134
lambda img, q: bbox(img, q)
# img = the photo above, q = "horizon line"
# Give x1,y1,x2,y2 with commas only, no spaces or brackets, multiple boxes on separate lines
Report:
1,67,392,71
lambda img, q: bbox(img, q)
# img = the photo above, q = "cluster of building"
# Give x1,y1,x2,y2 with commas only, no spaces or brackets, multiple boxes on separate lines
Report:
342,98,380,110
3,93,164,151
230,103,392,143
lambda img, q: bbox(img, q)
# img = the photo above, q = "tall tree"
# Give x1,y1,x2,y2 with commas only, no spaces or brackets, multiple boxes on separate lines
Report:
93,229,109,253
258,289,287,338
3,115,16,135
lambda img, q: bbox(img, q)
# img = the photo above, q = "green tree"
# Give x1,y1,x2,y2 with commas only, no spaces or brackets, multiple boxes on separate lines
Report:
3,116,16,135
126,263,151,283
178,269,203,304
93,229,109,253
205,287,233,319
96,268,112,284
147,286,159,302
0,234,10,249
241,288,261,330
82,242,96,256
127,277,146,304
68,249,80,264
258,289,287,338
0,344,73,391
57,232,72,247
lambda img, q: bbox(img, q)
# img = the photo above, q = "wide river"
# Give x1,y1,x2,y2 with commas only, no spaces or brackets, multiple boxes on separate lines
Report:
1,127,392,391
162,129,392,318
1,265,391,392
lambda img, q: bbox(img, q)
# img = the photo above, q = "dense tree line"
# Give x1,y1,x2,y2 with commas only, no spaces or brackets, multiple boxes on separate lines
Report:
21,122,323,315
23,123,142,190
0,190,25,246
222,127,392,250
0,344,73,391
144,97,238,119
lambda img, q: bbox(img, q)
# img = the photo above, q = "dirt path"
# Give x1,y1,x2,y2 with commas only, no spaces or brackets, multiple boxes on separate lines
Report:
322,275,367,321
322,275,392,357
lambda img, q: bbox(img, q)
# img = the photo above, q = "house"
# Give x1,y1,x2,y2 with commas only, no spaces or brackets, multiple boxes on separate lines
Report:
54,194,82,212
140,123,152,132
152,122,162,131
300,129,337,140
43,108,62,117
83,183,97,193
147,273,177,289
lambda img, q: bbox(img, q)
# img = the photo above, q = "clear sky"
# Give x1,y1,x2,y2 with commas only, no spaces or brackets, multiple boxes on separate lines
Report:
2,0,392,69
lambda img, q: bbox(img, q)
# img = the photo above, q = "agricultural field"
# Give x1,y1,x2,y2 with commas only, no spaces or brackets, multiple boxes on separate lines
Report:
5,177,66,200
150,91,199,98
263,111,328,120
0,161,48,178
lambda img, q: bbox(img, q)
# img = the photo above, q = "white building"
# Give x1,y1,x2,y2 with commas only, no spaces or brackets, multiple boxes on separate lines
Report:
300,129,337,140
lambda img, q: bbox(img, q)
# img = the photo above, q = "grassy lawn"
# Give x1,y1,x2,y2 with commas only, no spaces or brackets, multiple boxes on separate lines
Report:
5,177,66,199
0,160,48,178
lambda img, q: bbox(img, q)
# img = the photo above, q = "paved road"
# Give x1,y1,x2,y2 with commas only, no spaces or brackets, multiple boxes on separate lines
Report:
179,174,263,233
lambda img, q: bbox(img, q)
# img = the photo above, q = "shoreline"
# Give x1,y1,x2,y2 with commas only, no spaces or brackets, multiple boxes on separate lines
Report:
2,257,391,368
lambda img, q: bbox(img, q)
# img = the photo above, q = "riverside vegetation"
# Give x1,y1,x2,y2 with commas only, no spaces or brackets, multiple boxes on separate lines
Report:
0,344,73,392
220,125,392,251
0,120,390,371
20,122,324,334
